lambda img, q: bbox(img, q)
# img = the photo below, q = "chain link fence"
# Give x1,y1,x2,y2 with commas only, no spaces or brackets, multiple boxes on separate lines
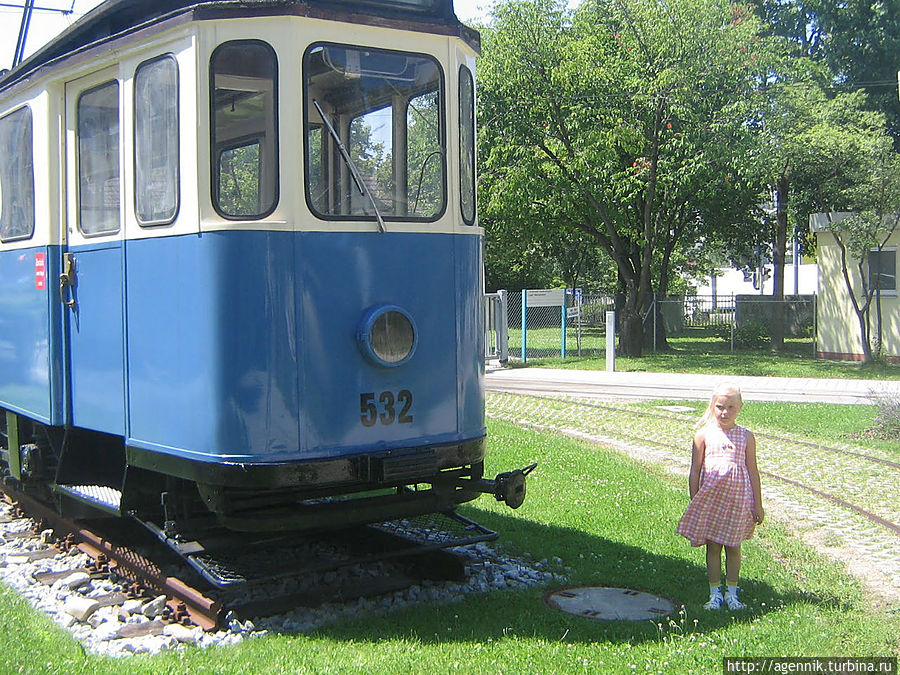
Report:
494,291,816,360
506,291,614,360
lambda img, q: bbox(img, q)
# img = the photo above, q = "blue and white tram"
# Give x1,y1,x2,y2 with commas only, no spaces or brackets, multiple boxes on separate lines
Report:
0,0,528,534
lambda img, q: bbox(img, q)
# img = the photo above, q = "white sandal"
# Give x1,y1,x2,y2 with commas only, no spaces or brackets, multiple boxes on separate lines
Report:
703,595,723,610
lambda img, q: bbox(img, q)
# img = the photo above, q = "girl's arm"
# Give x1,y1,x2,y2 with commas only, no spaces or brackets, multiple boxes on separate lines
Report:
745,430,765,524
688,429,706,499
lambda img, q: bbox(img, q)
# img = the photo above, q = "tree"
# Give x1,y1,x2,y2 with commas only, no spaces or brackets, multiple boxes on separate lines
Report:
479,0,769,355
824,153,900,362
750,0,900,146
761,66,890,349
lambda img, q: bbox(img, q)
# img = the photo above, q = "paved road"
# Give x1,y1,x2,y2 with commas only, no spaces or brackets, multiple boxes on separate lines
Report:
485,366,900,405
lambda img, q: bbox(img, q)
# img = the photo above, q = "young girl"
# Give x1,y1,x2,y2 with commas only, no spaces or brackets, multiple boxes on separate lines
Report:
676,384,764,610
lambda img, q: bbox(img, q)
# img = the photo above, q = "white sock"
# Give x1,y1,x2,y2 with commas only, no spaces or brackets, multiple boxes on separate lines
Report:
725,583,738,598
710,584,723,598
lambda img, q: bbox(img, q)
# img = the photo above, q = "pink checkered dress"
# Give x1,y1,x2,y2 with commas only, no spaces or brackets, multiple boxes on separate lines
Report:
676,425,756,547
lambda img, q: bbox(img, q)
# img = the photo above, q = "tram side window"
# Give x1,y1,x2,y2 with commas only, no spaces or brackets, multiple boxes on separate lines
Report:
135,55,179,225
304,44,445,221
308,125,326,212
78,81,120,235
211,41,278,219
0,107,36,242
459,65,475,225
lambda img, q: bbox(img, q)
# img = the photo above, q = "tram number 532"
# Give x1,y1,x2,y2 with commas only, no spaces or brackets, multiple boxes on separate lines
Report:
360,390,413,427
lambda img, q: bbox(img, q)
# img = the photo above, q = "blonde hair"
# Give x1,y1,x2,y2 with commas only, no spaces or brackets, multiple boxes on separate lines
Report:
696,383,743,429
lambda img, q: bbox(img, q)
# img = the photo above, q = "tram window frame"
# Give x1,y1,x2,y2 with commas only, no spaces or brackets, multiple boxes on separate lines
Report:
302,43,447,223
0,105,35,243
134,54,180,227
210,40,279,220
77,80,121,236
458,65,475,225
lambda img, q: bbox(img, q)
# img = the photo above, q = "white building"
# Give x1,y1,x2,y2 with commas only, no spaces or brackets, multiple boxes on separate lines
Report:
692,262,818,297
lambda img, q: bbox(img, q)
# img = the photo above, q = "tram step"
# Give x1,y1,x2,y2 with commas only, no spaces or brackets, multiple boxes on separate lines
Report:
54,484,123,515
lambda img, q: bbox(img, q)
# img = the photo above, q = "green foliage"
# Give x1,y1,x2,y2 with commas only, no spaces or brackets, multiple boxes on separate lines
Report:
749,0,900,148
218,143,261,216
822,152,900,361
478,0,773,353
732,321,770,349
869,392,900,441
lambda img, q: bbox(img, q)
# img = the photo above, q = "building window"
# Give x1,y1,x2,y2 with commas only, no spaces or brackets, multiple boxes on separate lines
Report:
78,81,120,235
211,40,278,219
869,248,896,292
0,106,35,242
134,55,179,226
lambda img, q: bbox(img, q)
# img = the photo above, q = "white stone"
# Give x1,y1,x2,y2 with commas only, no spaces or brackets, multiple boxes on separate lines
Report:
93,619,126,641
141,595,169,618
63,596,101,622
164,623,201,643
58,571,92,591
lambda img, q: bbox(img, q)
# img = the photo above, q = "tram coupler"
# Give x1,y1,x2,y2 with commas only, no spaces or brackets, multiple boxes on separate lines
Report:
468,463,537,509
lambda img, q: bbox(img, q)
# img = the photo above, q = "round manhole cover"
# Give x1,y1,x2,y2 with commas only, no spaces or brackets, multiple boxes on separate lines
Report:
544,586,675,621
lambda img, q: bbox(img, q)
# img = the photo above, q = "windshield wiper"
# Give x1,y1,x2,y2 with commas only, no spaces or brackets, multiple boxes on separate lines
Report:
313,99,386,233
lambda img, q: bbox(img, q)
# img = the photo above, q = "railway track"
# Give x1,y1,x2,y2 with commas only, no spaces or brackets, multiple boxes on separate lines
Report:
0,482,498,636
486,392,900,539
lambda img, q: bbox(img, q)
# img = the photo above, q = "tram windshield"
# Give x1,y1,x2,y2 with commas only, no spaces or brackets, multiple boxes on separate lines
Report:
304,44,445,222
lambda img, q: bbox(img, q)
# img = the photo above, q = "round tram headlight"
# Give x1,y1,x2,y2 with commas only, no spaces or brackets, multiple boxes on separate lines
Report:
357,305,417,367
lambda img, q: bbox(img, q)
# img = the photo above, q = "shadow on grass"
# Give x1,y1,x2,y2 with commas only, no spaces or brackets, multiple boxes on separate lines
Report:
296,507,822,646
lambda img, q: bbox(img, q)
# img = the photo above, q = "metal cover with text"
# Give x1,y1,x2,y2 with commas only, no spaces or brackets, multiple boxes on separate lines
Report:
544,586,675,621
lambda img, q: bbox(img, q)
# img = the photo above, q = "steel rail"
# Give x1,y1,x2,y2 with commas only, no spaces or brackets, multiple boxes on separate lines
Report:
492,392,900,470
1,485,224,630
488,393,900,538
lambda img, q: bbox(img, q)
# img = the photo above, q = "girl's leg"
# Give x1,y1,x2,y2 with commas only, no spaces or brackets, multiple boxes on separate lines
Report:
723,545,746,609
724,545,741,585
706,543,723,585
703,543,724,609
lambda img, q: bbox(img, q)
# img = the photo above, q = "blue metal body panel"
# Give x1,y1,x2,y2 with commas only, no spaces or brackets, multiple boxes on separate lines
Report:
0,245,64,424
454,234,486,432
67,241,126,435
125,230,484,464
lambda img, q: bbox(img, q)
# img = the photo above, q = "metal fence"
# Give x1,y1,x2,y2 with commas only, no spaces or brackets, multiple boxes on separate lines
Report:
505,291,614,360
490,291,816,360
484,290,509,363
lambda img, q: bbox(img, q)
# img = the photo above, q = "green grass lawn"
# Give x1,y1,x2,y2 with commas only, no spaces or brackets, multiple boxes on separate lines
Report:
2,419,896,674
628,399,899,458
509,327,900,380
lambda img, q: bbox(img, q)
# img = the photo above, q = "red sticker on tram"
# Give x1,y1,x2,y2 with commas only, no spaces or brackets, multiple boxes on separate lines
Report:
34,253,45,290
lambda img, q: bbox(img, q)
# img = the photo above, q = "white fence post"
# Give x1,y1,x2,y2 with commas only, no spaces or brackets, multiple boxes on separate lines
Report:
497,290,509,364
606,311,616,372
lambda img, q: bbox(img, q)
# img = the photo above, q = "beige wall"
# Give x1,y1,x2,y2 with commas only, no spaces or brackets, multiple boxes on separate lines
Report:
816,229,900,360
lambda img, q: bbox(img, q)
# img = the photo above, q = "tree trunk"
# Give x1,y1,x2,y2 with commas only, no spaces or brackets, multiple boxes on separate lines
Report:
617,275,648,357
620,307,645,357
855,308,873,362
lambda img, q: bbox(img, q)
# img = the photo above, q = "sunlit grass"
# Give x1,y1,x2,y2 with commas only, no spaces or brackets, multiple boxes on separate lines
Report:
512,328,900,380
2,420,896,674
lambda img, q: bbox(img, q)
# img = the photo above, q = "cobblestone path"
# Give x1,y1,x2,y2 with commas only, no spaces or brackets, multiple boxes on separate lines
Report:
486,392,900,608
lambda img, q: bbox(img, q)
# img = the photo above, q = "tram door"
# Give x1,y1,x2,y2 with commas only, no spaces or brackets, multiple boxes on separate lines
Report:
61,69,126,435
